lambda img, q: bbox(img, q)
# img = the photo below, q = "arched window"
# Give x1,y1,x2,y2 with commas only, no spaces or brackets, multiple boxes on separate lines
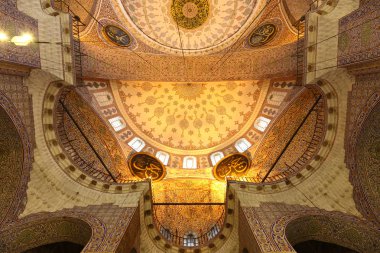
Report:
254,116,271,132
207,224,221,239
210,151,224,166
156,151,170,165
128,137,145,152
183,156,197,169
235,138,252,153
160,227,172,241
94,91,113,107
108,116,125,132
183,232,199,247
267,91,287,106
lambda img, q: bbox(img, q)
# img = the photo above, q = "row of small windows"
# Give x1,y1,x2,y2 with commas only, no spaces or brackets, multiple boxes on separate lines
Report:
126,137,253,169
109,115,271,135
109,115,272,168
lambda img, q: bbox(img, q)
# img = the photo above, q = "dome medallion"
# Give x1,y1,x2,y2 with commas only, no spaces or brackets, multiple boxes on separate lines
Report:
171,0,209,29
115,0,260,54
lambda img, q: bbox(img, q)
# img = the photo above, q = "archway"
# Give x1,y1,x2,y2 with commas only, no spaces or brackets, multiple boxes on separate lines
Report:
285,214,380,253
0,92,32,226
350,96,380,225
23,241,84,253
0,216,92,253
293,240,358,253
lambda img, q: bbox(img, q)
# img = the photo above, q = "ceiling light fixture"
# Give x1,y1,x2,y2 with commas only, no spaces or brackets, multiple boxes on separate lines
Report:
0,32,9,42
11,33,33,46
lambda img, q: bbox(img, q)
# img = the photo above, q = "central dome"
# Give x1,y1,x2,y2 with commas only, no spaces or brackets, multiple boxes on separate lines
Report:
112,80,267,155
113,0,261,54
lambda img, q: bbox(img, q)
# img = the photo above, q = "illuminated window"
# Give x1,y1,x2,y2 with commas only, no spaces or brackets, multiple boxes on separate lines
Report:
184,232,199,247
207,224,221,239
160,227,172,241
210,152,224,166
108,116,125,132
156,151,169,165
235,138,252,153
128,137,145,152
254,116,271,132
183,156,197,169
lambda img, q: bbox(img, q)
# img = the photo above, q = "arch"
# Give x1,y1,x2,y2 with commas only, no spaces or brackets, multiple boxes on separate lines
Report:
253,116,271,132
293,240,359,253
128,137,146,152
246,85,328,183
54,87,134,182
109,116,126,132
279,213,380,253
183,232,199,247
210,151,224,166
0,214,101,253
348,93,380,225
0,91,32,226
156,151,170,166
234,138,252,153
22,241,84,253
183,156,197,169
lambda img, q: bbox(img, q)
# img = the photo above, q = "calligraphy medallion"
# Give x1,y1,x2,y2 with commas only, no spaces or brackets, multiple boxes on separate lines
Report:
103,25,131,47
249,23,277,47
171,0,209,29
212,153,250,181
129,153,166,181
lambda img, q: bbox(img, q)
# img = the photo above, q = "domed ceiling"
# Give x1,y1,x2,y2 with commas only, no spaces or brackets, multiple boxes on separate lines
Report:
111,0,264,54
112,80,268,156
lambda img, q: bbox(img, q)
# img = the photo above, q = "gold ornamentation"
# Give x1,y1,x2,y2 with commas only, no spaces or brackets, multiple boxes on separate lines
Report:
103,25,131,47
171,0,209,29
249,23,277,47
173,83,205,100
129,153,166,181
114,81,263,152
212,154,250,181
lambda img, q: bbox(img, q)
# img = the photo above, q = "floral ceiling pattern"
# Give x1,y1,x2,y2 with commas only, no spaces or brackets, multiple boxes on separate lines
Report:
112,0,261,54
112,80,266,154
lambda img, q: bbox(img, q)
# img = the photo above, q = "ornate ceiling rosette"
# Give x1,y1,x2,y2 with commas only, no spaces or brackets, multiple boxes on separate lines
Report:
171,0,209,29
111,0,263,55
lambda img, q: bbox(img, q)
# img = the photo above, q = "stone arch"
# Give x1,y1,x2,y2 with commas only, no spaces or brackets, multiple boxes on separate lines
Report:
272,211,380,253
0,212,106,253
0,91,33,226
347,93,380,225
53,86,135,183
